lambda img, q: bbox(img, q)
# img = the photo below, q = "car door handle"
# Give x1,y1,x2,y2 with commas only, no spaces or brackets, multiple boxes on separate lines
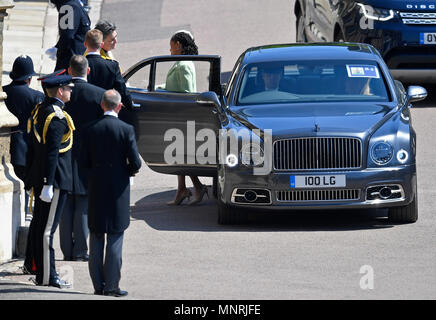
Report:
132,102,141,109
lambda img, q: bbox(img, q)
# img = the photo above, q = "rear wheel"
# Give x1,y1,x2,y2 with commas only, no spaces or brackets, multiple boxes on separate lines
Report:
296,13,307,42
388,192,418,224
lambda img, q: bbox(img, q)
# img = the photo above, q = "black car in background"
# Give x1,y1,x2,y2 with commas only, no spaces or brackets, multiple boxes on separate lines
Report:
295,0,436,83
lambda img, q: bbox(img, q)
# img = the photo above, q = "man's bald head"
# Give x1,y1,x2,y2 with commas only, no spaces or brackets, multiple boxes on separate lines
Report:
101,89,122,112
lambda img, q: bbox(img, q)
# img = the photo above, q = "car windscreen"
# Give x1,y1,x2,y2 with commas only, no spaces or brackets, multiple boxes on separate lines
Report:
236,60,391,105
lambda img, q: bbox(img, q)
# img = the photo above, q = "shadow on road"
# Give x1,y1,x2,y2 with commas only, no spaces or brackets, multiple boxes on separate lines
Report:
131,188,395,232
0,282,85,296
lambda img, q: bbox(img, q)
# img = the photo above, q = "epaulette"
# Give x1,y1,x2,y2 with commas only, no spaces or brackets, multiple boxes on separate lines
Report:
52,105,65,119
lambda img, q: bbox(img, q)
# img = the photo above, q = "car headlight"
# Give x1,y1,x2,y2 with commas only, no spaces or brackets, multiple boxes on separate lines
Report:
397,149,409,164
357,3,395,21
225,154,238,168
371,141,394,165
240,143,264,167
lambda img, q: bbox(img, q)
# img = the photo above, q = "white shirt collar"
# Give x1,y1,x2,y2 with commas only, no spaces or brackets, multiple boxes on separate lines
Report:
104,110,118,118
87,51,100,56
72,76,87,82
54,97,64,106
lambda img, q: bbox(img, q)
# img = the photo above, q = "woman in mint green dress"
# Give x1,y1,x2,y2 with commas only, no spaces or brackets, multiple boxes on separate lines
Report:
166,31,208,205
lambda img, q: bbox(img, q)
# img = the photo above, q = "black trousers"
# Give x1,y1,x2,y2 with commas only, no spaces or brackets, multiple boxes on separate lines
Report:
33,187,68,285
54,51,72,72
59,194,89,259
88,232,124,292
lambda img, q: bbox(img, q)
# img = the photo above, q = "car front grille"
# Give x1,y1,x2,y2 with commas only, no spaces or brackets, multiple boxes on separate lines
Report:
273,137,362,170
276,189,360,202
400,12,436,25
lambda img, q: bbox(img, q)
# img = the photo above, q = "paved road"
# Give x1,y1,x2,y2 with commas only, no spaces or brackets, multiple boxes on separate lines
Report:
9,0,432,300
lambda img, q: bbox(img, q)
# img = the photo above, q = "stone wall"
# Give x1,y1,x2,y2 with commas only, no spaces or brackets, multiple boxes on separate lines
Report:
0,0,24,263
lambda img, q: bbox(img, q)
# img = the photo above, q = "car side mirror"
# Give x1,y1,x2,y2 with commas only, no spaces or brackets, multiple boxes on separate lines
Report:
407,86,427,103
196,91,223,112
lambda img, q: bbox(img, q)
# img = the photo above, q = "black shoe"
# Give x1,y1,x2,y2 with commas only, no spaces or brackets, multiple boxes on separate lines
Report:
21,265,36,275
48,277,72,289
94,289,104,295
104,289,128,297
73,254,89,262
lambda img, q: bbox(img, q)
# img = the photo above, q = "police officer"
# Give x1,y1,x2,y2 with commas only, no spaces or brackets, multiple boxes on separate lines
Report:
25,74,75,288
3,55,44,275
3,55,44,185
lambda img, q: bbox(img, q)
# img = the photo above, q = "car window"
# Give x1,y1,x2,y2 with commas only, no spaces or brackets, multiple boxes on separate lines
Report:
154,60,211,93
126,64,150,90
236,60,391,105
226,55,244,98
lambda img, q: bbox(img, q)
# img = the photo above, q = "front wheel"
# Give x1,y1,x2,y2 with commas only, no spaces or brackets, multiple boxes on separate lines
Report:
388,194,418,224
296,13,307,43
334,30,346,43
217,200,246,225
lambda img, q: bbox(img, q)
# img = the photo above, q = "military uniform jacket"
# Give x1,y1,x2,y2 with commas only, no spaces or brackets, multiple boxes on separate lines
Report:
3,81,44,166
64,78,105,195
80,115,141,234
25,97,74,191
86,54,133,109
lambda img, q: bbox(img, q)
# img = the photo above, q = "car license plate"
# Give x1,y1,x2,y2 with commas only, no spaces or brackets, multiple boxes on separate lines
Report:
420,33,436,44
290,175,346,188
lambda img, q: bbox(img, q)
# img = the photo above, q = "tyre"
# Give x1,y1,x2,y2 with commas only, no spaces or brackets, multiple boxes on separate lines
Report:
334,31,345,42
217,200,246,225
388,193,418,224
296,13,306,43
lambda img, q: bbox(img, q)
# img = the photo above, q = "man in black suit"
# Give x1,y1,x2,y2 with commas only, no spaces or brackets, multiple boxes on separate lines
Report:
80,89,141,297
25,74,75,288
54,0,90,71
3,55,44,275
59,55,105,262
84,29,133,110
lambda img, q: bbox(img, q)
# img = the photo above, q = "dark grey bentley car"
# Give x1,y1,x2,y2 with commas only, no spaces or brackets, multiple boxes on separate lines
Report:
122,43,426,224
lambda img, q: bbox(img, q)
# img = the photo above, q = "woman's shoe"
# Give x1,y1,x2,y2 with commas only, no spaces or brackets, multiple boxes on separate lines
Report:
167,189,192,206
188,186,209,205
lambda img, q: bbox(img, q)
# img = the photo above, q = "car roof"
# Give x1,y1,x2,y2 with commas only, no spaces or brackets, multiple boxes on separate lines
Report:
241,43,384,64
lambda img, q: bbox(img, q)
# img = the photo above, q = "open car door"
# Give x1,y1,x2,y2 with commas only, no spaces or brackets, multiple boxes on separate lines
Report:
121,55,222,177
